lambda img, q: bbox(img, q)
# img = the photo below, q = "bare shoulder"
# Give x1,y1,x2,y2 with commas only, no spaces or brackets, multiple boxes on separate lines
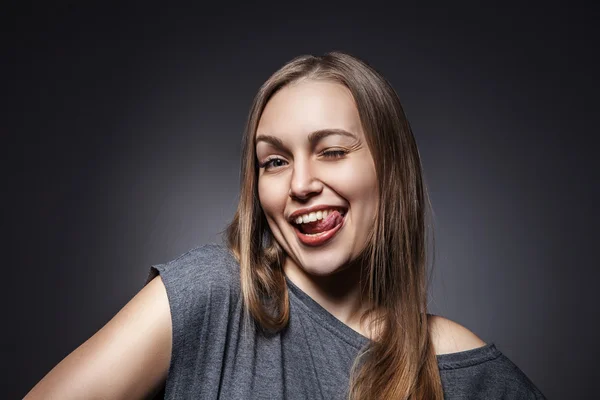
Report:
427,314,487,355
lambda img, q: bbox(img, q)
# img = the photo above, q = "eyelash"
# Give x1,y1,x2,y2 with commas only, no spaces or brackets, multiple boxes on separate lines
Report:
259,157,287,170
259,149,348,170
321,149,348,159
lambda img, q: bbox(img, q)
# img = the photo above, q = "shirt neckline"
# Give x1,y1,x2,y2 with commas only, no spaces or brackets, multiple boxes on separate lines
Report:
285,276,501,368
286,276,370,350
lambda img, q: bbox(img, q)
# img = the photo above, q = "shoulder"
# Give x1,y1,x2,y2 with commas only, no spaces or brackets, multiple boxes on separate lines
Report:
147,243,240,289
427,314,487,355
145,243,241,314
146,244,242,337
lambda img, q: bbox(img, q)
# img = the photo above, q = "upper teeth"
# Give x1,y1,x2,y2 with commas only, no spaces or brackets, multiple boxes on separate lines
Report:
294,209,336,224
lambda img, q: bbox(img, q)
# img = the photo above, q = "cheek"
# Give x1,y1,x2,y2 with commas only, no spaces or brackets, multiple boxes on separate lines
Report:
328,156,378,203
258,177,288,221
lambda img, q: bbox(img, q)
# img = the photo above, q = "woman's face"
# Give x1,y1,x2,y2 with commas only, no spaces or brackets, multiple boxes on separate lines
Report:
256,79,378,277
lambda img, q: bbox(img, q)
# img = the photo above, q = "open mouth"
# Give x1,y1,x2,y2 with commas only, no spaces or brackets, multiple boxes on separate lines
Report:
291,208,347,246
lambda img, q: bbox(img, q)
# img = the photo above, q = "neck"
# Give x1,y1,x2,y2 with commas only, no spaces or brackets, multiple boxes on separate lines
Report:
283,255,373,338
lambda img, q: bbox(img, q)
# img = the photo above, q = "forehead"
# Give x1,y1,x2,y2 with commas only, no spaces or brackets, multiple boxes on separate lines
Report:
256,79,363,140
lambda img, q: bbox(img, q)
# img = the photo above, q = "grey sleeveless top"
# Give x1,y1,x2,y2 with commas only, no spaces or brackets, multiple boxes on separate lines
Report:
146,244,546,399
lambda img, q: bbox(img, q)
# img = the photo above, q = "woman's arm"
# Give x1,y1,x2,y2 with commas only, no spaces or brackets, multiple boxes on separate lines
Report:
24,276,172,400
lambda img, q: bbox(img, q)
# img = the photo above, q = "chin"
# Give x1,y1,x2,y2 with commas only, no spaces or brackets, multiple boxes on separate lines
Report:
274,219,367,278
289,240,359,277
302,254,352,276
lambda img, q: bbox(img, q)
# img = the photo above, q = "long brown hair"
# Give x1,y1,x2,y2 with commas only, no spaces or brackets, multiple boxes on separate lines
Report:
226,52,443,399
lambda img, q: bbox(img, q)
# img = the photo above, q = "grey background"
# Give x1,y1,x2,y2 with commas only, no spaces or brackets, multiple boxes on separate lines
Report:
4,3,597,399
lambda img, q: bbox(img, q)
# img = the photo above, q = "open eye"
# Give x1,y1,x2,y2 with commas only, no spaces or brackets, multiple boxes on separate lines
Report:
259,157,288,170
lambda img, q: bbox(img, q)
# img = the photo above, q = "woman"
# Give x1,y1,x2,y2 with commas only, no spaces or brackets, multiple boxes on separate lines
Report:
25,52,546,399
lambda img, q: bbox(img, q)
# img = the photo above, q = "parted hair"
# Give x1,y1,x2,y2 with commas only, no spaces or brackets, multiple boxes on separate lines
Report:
226,51,443,399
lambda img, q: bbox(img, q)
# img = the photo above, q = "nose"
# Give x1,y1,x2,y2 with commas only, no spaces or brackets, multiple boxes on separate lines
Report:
289,159,323,201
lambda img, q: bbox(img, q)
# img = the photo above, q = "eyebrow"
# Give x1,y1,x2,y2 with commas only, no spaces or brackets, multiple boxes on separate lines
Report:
255,128,358,149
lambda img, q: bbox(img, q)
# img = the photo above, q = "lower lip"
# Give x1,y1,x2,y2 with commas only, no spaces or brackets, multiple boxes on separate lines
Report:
293,214,346,247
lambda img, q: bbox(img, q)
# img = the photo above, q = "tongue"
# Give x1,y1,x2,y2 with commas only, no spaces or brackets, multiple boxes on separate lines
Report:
301,211,344,234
